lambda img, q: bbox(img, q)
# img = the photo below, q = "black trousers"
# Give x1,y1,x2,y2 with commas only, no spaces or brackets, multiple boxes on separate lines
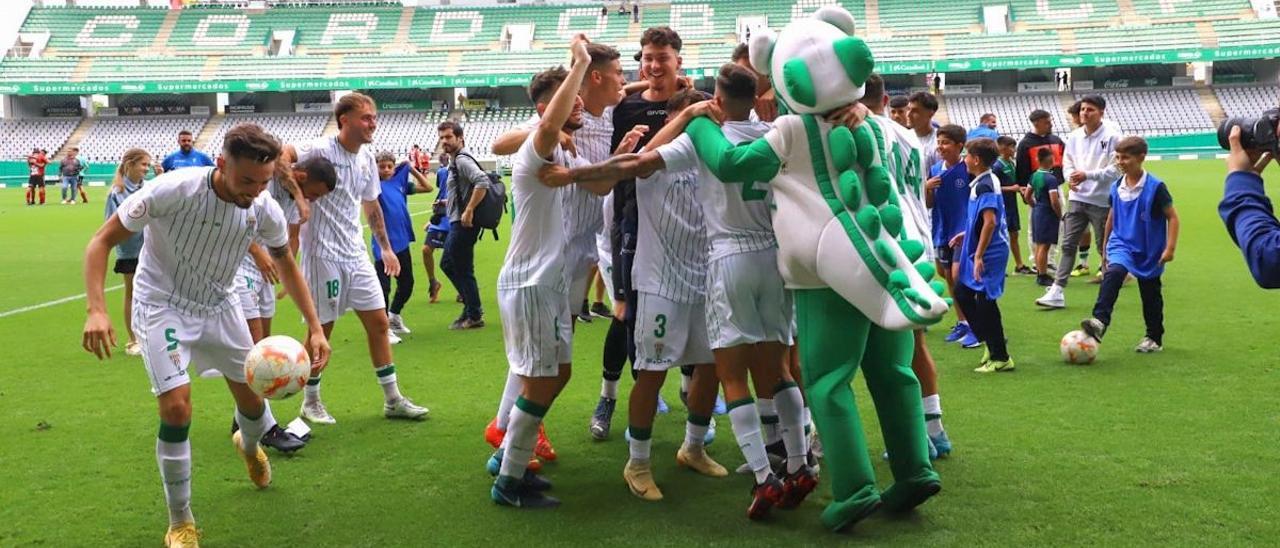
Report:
954,284,1009,361
1091,265,1164,345
376,248,415,315
440,224,483,320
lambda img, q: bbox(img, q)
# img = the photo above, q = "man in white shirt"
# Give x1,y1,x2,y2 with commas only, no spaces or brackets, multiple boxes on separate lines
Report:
81,124,332,548
1036,95,1122,309
284,93,429,424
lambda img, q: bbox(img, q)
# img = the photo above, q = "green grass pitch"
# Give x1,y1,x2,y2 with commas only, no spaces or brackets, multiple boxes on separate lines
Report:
1,160,1278,545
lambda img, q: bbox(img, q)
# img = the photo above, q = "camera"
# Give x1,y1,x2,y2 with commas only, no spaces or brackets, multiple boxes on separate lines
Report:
1218,108,1280,156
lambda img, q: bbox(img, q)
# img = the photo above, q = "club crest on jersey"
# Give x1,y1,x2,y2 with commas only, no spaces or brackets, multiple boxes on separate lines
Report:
127,200,147,219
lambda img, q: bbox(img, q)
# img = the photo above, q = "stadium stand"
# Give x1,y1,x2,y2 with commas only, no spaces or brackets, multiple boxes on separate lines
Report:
20,7,168,54
207,112,330,156
0,117,81,160
369,110,451,158
1128,0,1251,22
1072,24,1202,54
1006,0,1121,28
77,116,210,164
1074,88,1214,136
1214,85,1280,119
945,93,1074,138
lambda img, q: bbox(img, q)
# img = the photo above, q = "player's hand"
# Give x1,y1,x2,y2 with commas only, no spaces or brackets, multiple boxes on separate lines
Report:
949,232,965,249
1227,125,1274,175
381,250,402,276
826,102,869,130
1160,248,1175,264
613,300,627,320
1069,171,1087,184
82,311,117,360
461,209,474,228
276,289,288,301
539,164,574,187
973,257,984,282
926,176,942,190
615,125,650,155
684,102,725,125
570,34,591,66
1021,186,1033,204
305,329,331,375
755,90,778,123
295,198,311,224
676,75,696,90
253,253,280,286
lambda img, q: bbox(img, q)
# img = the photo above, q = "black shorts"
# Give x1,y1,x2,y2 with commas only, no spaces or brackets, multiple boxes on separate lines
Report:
1003,192,1021,232
28,175,44,188
426,229,448,249
934,245,955,266
1031,208,1060,245
114,258,138,274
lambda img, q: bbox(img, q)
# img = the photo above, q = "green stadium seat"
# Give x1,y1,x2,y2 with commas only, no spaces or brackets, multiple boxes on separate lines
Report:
1129,0,1250,22
21,7,168,53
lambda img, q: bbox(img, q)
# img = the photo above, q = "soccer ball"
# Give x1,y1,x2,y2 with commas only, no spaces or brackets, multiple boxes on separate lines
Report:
244,335,311,400
1060,330,1099,365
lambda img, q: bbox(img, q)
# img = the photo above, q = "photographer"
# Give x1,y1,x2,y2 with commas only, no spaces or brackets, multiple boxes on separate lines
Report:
1219,124,1278,288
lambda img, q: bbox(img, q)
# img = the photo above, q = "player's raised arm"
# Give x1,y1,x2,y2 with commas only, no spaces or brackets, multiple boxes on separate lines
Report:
534,35,591,159
492,127,533,156
82,215,136,359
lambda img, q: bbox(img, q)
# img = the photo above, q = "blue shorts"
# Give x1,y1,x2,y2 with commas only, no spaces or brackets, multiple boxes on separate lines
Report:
426,229,448,249
1031,207,1060,245
934,245,955,266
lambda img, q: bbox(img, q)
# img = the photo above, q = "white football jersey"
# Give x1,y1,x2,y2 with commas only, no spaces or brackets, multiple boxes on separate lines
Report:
118,167,288,316
498,132,586,291
562,108,611,245
294,136,380,263
633,166,708,303
239,178,299,274
657,120,777,261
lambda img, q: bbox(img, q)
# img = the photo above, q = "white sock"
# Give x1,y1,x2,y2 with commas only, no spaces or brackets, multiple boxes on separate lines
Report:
629,435,652,462
923,394,943,437
374,364,403,403
774,384,808,473
303,374,321,404
495,372,521,430
758,398,780,445
499,404,542,479
234,405,269,453
729,402,772,484
679,371,691,393
601,379,618,400
156,437,193,526
684,418,709,452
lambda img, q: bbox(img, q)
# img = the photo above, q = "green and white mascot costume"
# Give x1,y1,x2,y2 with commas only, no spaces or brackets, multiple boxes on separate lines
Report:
682,6,949,531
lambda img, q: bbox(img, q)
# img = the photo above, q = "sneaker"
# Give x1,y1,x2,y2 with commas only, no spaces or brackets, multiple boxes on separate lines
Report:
231,431,271,489
676,445,729,477
385,397,429,420
712,394,727,415
958,331,982,349
1134,337,1163,353
535,424,557,462
747,474,786,520
974,357,1015,373
944,323,969,343
484,417,505,448
580,300,591,317
491,476,561,509
778,465,819,509
1035,274,1053,287
485,449,552,489
125,341,142,356
979,347,991,366
623,459,664,501
575,311,593,324
300,400,336,424
1088,272,1104,285
589,396,617,440
930,430,953,458
1014,265,1035,275
704,417,717,446
388,313,411,334
259,424,306,453
1080,317,1107,341
656,394,669,414
428,279,442,303
387,330,402,345
590,301,614,318
1072,263,1090,277
1035,285,1065,309
163,522,200,548
449,317,486,330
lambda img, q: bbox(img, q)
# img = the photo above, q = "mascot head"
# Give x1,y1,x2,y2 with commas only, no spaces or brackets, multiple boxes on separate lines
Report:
747,6,873,115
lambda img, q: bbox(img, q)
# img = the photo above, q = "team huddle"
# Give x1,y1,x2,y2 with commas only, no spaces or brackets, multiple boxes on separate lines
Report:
78,14,1185,546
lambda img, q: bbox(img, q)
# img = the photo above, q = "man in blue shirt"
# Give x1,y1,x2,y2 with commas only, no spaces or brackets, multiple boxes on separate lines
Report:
1219,124,1280,288
374,152,434,336
966,113,1000,142
160,130,215,173
422,153,452,304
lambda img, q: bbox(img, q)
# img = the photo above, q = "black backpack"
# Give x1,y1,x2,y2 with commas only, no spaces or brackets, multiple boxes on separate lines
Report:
451,152,507,238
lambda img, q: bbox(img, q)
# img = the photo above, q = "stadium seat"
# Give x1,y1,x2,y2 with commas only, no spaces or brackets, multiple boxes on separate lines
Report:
944,93,1073,139
1214,85,1280,120
1073,88,1214,136
77,116,210,164
0,117,81,160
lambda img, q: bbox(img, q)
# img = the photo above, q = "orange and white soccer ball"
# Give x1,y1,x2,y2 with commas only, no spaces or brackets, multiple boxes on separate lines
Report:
244,335,311,399
1060,330,1099,365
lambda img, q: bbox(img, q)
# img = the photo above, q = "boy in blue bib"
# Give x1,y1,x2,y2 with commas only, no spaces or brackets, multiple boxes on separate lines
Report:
952,138,1014,372
927,125,980,348
1080,137,1179,353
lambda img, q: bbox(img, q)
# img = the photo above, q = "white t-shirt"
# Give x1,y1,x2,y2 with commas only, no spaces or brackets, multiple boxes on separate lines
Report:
658,120,777,262
633,166,708,303
119,167,288,316
294,136,380,263
498,133,586,291
239,178,299,275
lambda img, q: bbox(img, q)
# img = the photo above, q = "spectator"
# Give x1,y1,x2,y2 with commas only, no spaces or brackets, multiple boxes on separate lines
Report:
409,144,432,172
104,148,152,357
59,147,87,205
422,153,451,304
374,151,435,336
889,96,910,128
159,130,214,173
908,91,940,172
967,113,1000,141
25,147,48,206
437,121,490,329
1219,125,1280,288
1015,109,1067,263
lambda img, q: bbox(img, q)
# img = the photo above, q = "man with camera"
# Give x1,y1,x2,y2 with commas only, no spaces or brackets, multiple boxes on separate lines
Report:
1219,109,1279,288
